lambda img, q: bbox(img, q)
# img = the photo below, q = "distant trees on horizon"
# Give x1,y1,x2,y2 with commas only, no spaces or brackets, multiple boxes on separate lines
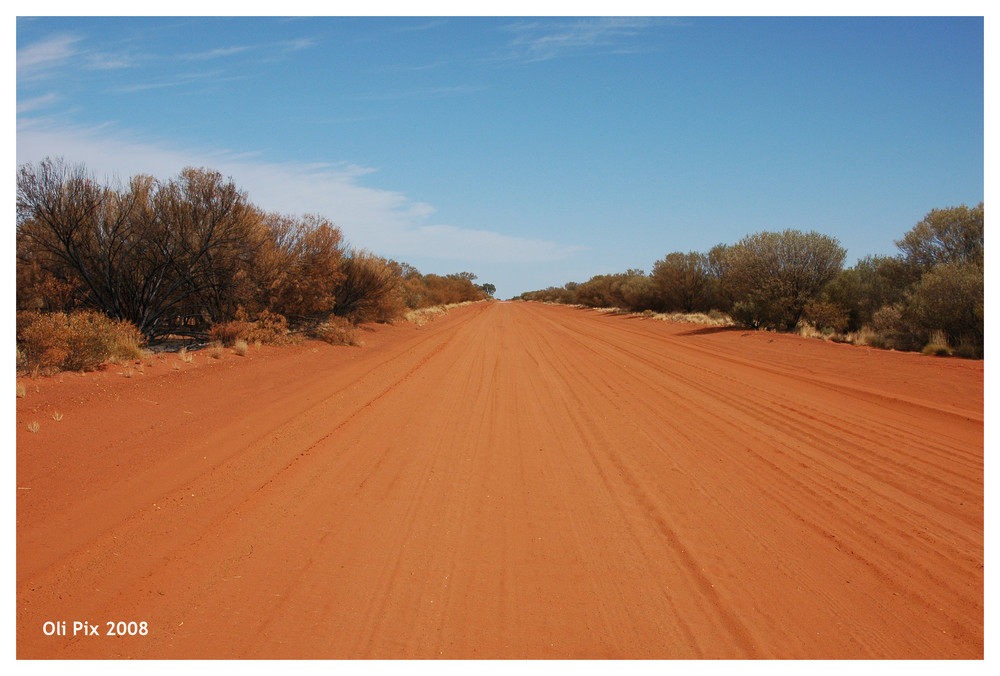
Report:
517,203,984,358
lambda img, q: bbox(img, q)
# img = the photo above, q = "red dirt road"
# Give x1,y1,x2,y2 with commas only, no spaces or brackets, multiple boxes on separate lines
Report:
16,302,983,659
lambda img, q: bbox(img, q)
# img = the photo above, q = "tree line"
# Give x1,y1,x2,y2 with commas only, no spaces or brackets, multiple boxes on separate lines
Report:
16,158,492,345
516,204,984,358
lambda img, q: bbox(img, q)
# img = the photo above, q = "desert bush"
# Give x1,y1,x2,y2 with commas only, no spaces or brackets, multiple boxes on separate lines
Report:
850,326,885,349
17,309,145,375
720,230,846,330
896,203,984,272
651,251,717,313
312,316,360,346
208,307,291,346
17,159,269,339
802,301,849,333
824,255,919,331
903,262,983,352
334,251,406,323
264,213,346,321
233,339,249,356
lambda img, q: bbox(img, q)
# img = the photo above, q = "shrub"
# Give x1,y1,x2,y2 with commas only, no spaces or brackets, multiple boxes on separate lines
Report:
803,301,849,333
721,229,846,329
17,310,146,374
312,316,360,346
208,307,290,346
903,262,983,351
334,251,406,323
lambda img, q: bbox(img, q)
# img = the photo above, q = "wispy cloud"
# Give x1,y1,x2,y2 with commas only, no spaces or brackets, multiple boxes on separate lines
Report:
15,119,581,266
17,93,60,115
17,34,82,80
181,45,253,60
499,17,658,63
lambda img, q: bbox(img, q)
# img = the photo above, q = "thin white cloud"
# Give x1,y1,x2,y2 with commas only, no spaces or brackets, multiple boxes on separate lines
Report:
16,93,60,115
16,34,82,79
499,17,658,63
181,45,253,60
15,119,582,266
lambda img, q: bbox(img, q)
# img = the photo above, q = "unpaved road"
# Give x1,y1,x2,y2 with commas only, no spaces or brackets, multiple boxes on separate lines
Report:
16,302,983,658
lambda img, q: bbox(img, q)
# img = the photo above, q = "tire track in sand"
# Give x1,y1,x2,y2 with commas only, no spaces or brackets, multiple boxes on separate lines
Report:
16,301,982,658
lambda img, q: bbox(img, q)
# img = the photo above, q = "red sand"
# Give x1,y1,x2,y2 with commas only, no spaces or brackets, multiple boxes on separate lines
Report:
16,302,983,658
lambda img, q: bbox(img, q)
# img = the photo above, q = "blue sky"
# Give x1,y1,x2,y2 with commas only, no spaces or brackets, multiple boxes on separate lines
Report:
15,12,985,299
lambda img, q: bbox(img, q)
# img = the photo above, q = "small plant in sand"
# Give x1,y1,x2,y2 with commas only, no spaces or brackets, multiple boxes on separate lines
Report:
208,342,224,359
52,411,63,422
16,383,26,398
178,347,193,364
233,339,249,356
123,364,135,378
27,421,39,434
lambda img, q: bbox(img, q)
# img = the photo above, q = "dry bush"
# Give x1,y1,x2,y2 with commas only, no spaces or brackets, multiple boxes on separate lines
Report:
312,316,360,346
207,320,246,346
233,339,249,356
335,252,406,323
208,342,224,359
209,308,291,346
17,310,145,375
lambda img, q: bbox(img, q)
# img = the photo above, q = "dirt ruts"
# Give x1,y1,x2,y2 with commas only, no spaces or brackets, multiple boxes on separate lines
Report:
16,301,983,658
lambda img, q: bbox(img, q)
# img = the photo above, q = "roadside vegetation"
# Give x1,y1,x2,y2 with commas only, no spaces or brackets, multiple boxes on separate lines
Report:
516,204,984,358
16,158,493,375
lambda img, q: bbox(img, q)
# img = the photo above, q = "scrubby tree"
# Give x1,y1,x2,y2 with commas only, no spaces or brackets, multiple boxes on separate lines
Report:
264,213,347,321
896,203,984,271
651,251,716,313
333,250,405,323
894,204,984,355
721,229,846,329
903,262,984,354
823,254,920,331
17,158,267,338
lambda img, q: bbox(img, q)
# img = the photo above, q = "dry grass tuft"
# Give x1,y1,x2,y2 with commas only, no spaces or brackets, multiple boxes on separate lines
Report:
178,347,193,363
208,342,225,359
641,309,734,326
52,411,63,422
233,339,249,356
16,382,26,398
922,332,953,357
27,421,39,434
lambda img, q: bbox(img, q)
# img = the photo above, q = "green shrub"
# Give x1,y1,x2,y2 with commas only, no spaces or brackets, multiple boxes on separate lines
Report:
803,301,849,333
